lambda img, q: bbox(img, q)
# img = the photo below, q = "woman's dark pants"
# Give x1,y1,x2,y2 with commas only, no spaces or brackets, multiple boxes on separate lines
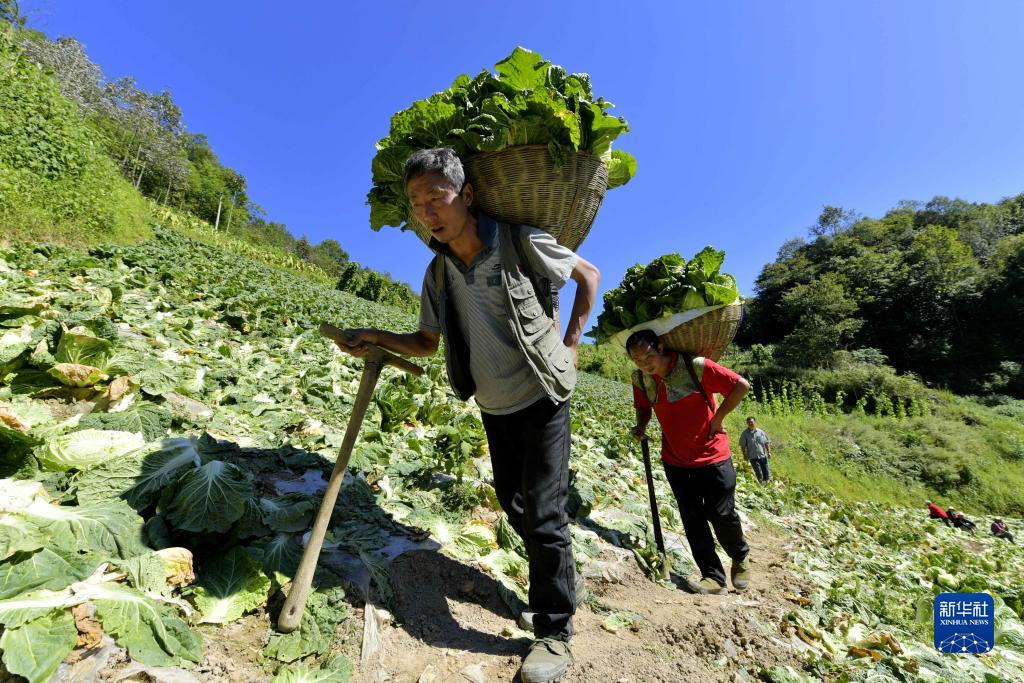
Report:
664,458,749,586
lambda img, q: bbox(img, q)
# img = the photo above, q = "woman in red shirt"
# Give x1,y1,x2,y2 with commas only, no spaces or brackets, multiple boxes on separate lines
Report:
628,329,752,594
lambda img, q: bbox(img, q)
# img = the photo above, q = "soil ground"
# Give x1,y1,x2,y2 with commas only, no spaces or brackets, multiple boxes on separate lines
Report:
89,507,811,683
345,519,808,683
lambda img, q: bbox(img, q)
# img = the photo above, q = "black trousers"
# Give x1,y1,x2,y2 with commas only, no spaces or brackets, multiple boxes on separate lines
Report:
481,397,576,641
664,458,749,585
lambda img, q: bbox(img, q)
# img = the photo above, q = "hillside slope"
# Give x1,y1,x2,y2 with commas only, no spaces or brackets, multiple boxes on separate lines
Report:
1,228,1022,682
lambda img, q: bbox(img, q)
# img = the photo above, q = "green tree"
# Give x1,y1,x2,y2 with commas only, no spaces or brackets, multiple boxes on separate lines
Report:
294,236,313,261
809,205,859,237
777,273,862,368
744,192,1023,394
0,1,26,27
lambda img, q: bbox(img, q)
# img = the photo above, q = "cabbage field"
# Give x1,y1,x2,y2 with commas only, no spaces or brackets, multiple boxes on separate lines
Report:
1,227,1023,682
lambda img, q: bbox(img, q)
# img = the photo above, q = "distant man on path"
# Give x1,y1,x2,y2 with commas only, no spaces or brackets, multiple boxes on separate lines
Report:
991,518,1015,544
627,329,752,596
739,416,772,483
330,148,600,683
926,500,952,527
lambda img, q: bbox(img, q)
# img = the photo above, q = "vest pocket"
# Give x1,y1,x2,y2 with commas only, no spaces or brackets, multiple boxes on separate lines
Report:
509,280,548,336
549,343,573,371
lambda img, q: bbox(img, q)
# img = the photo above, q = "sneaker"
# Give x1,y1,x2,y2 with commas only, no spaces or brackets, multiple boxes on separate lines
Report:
517,575,587,632
694,577,729,595
731,558,751,591
520,637,573,683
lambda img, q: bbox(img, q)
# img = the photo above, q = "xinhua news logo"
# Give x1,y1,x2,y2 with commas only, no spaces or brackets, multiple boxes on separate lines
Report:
934,593,994,654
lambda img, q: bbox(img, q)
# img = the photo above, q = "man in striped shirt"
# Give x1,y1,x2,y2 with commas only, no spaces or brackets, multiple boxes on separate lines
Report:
333,148,600,683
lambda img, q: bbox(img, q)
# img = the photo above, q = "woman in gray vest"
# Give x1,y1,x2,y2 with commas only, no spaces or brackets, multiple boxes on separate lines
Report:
331,148,600,683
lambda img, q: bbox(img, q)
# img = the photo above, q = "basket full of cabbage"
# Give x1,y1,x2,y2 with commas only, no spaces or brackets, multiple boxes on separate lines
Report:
588,247,742,360
367,47,636,251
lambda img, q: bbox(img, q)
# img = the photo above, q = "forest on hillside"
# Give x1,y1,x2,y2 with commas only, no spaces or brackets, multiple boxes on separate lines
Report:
739,199,1024,397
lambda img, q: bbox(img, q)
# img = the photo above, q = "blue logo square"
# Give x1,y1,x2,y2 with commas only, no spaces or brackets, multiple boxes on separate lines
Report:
934,592,994,654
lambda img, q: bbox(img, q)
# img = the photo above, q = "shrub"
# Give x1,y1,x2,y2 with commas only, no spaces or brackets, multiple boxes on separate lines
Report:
0,22,149,245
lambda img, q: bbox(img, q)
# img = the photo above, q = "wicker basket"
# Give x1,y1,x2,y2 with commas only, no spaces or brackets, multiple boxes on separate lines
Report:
658,302,744,361
408,145,608,251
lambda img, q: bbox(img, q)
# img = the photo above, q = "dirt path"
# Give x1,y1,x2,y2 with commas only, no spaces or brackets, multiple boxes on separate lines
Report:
355,520,807,683
93,514,808,683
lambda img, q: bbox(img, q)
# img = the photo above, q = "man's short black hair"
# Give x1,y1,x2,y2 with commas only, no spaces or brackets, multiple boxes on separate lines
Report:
746,416,756,422
404,148,465,192
625,329,661,352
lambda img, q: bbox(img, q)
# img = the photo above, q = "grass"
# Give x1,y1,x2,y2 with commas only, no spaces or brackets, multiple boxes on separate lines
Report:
724,391,1024,517
0,156,152,247
576,340,1024,516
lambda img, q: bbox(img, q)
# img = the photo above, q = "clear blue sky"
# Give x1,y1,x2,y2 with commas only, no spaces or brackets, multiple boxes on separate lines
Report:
28,0,1024,326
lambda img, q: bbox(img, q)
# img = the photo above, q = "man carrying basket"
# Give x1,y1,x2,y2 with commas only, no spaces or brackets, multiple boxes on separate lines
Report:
627,328,753,595
333,148,600,683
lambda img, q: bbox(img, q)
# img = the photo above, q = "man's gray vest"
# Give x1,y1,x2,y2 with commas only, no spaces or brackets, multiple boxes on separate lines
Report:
429,223,576,404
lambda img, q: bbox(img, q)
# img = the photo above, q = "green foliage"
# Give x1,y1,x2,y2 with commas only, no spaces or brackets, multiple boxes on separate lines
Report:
264,585,348,663
742,194,1024,395
0,610,77,683
0,482,202,672
36,429,144,472
271,657,354,683
369,47,635,232
589,247,740,344
776,272,861,368
0,22,149,245
0,2,27,28
336,261,418,313
191,547,270,624
577,342,634,383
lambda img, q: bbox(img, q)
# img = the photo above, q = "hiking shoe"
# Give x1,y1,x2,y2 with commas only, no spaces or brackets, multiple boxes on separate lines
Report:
731,558,751,591
688,573,729,593
520,637,573,683
517,575,587,631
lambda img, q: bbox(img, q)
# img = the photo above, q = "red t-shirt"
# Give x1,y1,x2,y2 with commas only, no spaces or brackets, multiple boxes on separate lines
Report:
928,503,949,519
633,356,742,468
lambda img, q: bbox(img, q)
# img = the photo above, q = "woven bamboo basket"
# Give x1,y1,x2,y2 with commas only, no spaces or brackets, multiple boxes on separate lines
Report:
408,145,608,252
658,302,744,361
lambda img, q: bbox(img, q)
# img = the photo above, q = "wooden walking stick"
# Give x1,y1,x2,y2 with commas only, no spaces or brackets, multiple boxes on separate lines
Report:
640,436,672,580
278,324,422,633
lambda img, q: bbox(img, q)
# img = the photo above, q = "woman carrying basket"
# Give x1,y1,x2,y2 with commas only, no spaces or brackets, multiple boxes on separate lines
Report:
627,328,753,595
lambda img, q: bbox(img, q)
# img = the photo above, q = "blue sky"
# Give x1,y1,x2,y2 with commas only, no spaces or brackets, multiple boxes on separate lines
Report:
28,1,1024,327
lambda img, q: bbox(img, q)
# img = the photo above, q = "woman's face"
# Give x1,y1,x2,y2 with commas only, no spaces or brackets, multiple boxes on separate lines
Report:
629,341,672,376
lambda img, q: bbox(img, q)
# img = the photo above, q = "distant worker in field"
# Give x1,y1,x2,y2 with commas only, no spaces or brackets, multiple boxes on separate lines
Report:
739,416,772,483
991,518,1015,544
330,148,600,683
947,507,977,533
627,329,753,596
926,500,952,527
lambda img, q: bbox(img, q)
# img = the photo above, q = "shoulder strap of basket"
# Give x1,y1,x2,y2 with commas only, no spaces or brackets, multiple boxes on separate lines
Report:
508,224,557,319
431,255,445,304
681,352,715,411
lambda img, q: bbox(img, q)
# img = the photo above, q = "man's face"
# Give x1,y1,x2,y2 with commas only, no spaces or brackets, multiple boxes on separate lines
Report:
746,419,756,431
407,172,473,244
629,342,671,377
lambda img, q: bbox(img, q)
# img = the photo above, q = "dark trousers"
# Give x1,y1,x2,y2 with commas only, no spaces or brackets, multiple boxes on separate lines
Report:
664,458,749,586
481,397,575,641
750,457,771,483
